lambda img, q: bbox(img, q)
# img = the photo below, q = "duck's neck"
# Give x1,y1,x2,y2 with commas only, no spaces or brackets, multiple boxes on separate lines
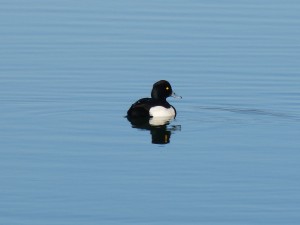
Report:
151,91,167,101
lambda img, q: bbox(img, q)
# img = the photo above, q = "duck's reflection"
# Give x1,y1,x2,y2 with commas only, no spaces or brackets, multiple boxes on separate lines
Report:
127,116,181,144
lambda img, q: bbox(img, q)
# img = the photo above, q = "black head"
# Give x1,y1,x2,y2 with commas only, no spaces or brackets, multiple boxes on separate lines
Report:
151,80,173,100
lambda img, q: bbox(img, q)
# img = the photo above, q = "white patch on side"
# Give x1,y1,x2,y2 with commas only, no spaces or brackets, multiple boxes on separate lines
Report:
149,106,175,117
149,116,174,126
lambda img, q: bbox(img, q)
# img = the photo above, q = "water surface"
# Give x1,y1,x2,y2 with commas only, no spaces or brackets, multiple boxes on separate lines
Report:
1,1,300,224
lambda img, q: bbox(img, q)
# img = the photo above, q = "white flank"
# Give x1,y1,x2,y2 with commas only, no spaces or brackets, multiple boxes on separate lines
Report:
149,116,174,126
149,106,175,117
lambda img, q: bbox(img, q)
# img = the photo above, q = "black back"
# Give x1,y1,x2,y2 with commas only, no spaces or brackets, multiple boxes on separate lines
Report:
127,98,172,118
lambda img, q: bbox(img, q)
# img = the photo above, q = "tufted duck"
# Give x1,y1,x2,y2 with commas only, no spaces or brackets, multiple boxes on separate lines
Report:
127,80,181,118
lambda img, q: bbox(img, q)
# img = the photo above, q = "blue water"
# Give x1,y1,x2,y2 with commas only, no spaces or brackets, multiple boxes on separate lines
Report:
1,1,300,224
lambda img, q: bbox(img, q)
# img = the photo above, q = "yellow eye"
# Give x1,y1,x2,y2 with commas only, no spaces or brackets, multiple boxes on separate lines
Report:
166,87,169,90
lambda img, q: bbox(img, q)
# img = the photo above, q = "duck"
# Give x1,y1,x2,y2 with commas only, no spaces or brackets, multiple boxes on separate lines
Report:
127,80,181,118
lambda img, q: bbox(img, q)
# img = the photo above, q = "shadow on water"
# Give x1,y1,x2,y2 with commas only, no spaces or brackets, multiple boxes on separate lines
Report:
126,116,181,145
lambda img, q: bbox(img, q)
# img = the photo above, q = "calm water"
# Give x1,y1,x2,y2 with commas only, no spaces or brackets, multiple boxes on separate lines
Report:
1,1,300,224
